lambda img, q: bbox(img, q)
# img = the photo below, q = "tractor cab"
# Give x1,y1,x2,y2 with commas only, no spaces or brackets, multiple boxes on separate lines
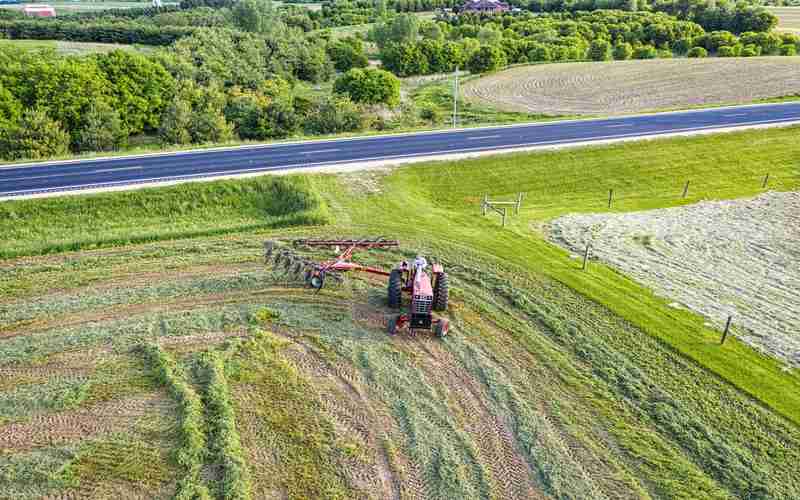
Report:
387,255,449,338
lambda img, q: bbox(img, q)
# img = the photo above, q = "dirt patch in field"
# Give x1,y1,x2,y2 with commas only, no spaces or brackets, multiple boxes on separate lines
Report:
549,191,800,366
463,58,800,115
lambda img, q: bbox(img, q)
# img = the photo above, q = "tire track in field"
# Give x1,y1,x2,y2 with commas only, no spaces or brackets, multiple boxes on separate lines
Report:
408,336,546,500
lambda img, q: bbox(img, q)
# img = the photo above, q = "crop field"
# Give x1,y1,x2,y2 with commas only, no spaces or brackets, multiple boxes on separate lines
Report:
549,191,800,367
462,58,800,115
0,1,169,13
771,7,800,32
0,39,145,55
2,127,800,498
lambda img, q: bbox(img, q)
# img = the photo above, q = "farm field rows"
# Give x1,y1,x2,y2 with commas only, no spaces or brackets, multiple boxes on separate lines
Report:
2,127,800,498
0,38,145,55
463,58,800,115
550,191,800,367
0,1,169,13
771,6,800,32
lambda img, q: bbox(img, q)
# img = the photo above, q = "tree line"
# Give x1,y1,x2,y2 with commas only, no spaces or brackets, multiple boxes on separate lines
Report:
376,11,799,76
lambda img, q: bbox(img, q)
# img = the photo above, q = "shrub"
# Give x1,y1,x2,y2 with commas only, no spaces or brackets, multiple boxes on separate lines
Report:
740,44,761,57
303,97,364,135
781,44,797,56
333,68,401,107
527,44,552,62
613,42,633,60
687,46,708,58
0,108,70,161
588,39,613,61
717,45,736,57
633,45,658,59
466,45,507,74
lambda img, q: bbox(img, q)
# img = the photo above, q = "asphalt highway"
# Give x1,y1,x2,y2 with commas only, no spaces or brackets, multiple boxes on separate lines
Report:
2,102,800,198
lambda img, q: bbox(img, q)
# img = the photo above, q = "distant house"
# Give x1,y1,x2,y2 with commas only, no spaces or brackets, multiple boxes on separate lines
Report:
22,4,56,17
459,0,510,14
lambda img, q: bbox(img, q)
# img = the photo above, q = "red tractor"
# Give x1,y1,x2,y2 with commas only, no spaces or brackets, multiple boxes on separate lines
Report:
387,256,449,338
264,238,450,338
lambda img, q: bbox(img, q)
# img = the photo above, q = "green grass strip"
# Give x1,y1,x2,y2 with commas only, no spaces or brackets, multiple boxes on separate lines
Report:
198,351,252,500
139,343,212,500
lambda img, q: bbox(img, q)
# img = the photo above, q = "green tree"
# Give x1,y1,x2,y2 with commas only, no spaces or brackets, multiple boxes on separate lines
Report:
466,45,507,74
781,44,797,56
75,102,128,153
0,83,21,130
589,39,613,61
528,44,552,62
613,41,633,60
334,68,401,107
0,108,69,160
633,45,658,59
158,97,193,145
303,96,363,135
327,37,369,72
370,14,419,49
233,0,277,34
95,50,176,134
687,46,708,57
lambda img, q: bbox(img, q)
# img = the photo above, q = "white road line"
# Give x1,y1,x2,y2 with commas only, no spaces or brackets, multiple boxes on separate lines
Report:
467,135,501,140
606,124,632,128
92,166,143,173
724,113,748,117
4,116,799,198
301,148,341,154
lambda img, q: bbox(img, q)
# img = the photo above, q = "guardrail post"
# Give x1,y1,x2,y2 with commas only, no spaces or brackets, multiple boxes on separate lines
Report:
762,174,770,189
720,315,732,345
682,180,690,199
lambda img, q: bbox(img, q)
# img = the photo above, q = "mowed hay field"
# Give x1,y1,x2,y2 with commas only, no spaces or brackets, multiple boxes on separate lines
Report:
2,128,800,498
771,7,800,32
463,57,800,115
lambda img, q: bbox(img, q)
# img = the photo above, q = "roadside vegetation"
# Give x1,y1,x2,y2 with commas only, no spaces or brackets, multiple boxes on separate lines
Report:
0,0,793,164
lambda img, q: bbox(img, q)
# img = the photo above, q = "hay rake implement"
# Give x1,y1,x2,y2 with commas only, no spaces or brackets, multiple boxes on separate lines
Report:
264,238,399,291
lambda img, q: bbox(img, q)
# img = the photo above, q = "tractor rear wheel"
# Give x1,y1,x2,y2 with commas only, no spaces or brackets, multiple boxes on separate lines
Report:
435,319,449,339
388,269,402,308
433,272,449,311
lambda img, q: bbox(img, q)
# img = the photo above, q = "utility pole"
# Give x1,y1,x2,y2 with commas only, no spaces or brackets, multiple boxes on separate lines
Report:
452,66,459,128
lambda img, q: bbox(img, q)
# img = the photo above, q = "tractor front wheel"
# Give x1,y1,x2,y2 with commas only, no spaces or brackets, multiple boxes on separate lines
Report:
435,319,449,339
388,269,402,308
387,315,398,335
433,272,449,311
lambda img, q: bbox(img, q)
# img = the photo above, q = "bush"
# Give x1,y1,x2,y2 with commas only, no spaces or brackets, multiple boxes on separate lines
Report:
333,68,400,107
740,44,761,57
303,97,364,135
633,45,657,59
588,39,613,61
687,46,708,58
672,38,692,55
613,42,633,60
0,108,70,161
327,37,369,72
781,44,797,56
466,45,507,74
75,103,128,153
717,45,736,57
528,44,552,62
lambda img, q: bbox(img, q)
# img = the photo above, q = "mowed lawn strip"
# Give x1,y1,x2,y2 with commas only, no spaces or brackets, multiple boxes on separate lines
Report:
333,126,800,425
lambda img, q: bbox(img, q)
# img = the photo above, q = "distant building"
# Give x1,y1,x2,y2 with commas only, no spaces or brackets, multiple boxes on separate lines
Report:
459,0,510,14
22,4,56,17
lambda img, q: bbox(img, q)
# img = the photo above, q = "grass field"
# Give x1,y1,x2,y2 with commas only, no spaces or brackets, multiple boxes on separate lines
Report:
463,57,800,115
2,127,800,498
0,1,171,13
770,6,800,32
0,38,146,55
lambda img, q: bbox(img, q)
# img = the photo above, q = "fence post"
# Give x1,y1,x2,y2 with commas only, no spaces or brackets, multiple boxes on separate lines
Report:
482,194,487,216
502,208,507,227
515,193,523,215
608,189,614,209
682,180,690,199
720,315,732,345
762,174,770,189
582,243,591,270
